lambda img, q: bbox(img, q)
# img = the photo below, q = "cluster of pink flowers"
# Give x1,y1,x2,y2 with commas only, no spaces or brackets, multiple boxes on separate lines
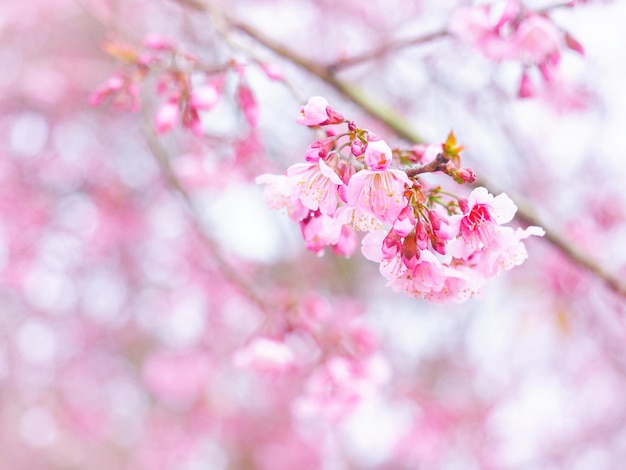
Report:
449,0,585,98
231,296,388,423
90,35,266,134
258,97,544,302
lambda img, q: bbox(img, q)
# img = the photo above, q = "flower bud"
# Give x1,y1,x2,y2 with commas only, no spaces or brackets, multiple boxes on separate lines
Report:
517,71,535,99
382,229,402,260
401,230,421,270
363,137,392,171
393,206,416,237
351,139,366,157
325,106,345,125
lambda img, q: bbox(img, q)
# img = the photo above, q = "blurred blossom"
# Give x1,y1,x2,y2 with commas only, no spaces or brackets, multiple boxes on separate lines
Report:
0,0,624,468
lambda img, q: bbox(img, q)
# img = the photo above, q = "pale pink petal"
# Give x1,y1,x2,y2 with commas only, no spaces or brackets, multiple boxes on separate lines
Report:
346,169,410,224
360,230,386,263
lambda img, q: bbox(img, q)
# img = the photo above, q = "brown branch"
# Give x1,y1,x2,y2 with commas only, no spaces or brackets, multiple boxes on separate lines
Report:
140,111,272,312
405,153,449,178
229,19,426,146
327,30,450,71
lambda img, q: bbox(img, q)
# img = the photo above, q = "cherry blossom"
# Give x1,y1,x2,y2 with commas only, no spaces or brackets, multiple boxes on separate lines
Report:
287,159,344,215
345,138,411,225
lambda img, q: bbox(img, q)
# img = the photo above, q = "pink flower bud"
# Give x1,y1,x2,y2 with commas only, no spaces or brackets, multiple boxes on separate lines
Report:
401,231,421,270
431,235,447,255
458,198,469,214
382,229,402,260
393,206,417,237
456,167,477,183
181,105,202,135
428,209,444,231
305,136,335,162
351,139,366,157
363,137,392,171
564,32,585,55
337,161,354,202
325,106,345,125
517,71,536,98
415,219,429,250
297,96,331,126
237,84,258,127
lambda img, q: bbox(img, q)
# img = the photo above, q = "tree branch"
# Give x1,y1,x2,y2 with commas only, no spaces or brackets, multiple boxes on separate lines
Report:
140,111,272,312
326,30,450,71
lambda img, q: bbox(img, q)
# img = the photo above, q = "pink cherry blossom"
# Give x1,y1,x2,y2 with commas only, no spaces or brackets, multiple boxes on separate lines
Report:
287,159,344,215
89,73,140,111
256,173,309,221
424,266,486,304
513,15,563,64
449,187,517,258
473,225,546,277
300,211,343,255
346,167,410,225
338,205,384,233
292,355,390,422
381,250,449,299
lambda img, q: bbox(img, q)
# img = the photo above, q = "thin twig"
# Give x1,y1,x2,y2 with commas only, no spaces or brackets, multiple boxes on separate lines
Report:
327,30,450,71
405,153,450,178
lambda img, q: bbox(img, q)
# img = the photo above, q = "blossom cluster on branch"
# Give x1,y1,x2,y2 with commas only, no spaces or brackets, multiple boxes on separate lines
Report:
258,97,544,303
449,0,586,98
90,34,267,135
